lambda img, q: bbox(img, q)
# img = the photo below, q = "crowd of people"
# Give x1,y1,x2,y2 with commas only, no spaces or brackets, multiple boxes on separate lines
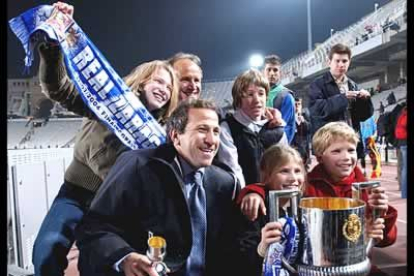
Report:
30,2,403,276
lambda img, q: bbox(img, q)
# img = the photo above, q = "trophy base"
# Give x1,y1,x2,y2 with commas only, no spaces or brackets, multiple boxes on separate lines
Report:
297,258,371,276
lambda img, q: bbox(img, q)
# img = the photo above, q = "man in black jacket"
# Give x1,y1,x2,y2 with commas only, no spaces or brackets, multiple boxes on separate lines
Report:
76,99,240,276
308,43,374,168
308,43,373,138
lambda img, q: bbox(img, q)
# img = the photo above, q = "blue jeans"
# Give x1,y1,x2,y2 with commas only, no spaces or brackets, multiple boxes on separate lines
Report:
400,145,407,198
32,181,94,276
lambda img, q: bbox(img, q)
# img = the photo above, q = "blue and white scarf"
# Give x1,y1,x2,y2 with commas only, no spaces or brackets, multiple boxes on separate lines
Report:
9,5,166,150
262,216,300,276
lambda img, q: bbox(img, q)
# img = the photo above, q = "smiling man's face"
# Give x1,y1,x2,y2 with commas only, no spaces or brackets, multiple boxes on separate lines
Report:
173,59,202,101
171,108,220,168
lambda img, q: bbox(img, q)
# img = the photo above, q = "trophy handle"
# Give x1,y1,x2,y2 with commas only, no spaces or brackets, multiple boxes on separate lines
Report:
268,190,299,221
366,207,381,255
268,190,300,273
351,181,381,255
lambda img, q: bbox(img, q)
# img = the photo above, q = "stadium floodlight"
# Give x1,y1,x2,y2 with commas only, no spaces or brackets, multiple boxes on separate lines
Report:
249,54,264,68
374,3,379,12
330,28,335,37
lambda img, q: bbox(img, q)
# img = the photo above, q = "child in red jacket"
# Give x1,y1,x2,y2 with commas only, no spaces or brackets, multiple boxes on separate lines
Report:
238,122,398,248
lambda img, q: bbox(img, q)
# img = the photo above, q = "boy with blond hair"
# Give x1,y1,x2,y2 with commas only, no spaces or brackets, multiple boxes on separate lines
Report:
237,122,397,250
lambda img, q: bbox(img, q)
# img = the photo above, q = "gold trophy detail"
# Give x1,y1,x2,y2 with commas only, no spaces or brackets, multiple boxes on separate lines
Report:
146,232,168,276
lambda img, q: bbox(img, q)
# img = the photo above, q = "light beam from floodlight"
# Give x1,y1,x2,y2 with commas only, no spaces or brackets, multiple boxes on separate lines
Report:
249,54,264,68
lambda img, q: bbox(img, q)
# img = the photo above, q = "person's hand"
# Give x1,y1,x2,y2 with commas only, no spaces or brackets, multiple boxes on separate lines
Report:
265,107,285,128
366,217,385,242
345,90,359,99
121,252,163,276
257,221,283,257
357,89,371,98
368,187,389,214
296,114,304,124
38,2,74,51
240,193,266,221
53,2,74,18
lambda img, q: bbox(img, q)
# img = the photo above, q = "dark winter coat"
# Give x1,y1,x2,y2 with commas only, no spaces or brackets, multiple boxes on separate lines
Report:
308,71,374,137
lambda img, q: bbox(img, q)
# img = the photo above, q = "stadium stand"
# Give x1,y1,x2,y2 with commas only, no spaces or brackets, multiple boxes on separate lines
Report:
7,118,82,149
371,84,407,119
197,0,407,111
7,120,31,149
202,80,234,108
280,0,406,84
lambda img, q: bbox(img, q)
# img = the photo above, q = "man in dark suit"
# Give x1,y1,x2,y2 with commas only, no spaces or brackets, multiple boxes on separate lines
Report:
76,99,240,276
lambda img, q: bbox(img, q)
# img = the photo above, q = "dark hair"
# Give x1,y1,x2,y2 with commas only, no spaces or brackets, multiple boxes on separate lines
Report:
167,52,202,67
264,54,282,66
231,69,269,109
166,98,218,140
328,43,352,60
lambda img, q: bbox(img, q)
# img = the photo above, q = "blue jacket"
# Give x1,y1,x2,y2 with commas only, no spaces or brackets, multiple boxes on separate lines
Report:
308,71,373,136
269,85,296,144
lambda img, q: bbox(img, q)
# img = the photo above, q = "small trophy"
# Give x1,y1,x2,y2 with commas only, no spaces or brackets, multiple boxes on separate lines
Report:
146,232,168,276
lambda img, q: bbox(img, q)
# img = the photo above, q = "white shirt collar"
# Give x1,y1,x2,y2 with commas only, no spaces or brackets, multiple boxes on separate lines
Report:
233,109,268,133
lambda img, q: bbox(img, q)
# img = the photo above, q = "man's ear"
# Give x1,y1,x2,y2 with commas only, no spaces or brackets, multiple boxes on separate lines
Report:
170,129,180,146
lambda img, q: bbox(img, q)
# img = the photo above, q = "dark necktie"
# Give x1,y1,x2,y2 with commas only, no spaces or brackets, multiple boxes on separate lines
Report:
185,170,207,276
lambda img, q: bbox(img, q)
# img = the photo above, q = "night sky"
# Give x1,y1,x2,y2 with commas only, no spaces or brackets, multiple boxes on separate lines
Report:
7,0,391,81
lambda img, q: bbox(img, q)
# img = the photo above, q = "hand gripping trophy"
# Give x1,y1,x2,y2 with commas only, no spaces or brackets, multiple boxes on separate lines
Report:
263,182,381,276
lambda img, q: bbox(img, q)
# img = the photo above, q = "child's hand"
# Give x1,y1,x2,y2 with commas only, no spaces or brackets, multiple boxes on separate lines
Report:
366,217,385,242
240,193,266,221
257,221,283,257
368,187,389,213
265,107,285,128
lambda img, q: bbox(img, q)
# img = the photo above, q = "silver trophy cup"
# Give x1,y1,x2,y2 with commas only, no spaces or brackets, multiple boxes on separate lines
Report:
267,188,380,276
297,197,371,276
